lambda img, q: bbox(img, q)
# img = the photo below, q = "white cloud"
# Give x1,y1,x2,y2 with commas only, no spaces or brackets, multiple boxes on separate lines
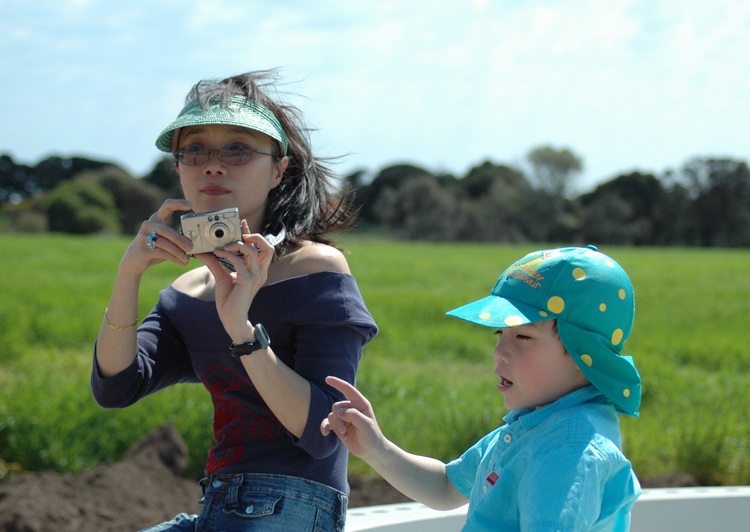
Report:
0,0,748,188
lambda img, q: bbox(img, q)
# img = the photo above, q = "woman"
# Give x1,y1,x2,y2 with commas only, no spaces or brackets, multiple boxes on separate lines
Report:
92,70,378,531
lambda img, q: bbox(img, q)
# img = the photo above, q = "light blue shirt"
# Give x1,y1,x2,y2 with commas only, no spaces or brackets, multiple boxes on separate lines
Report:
445,386,640,531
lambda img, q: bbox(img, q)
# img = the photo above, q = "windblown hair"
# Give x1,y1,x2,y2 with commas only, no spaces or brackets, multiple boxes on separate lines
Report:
183,70,359,256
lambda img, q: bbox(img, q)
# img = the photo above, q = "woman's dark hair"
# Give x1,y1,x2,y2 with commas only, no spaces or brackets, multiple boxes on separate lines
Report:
184,69,359,256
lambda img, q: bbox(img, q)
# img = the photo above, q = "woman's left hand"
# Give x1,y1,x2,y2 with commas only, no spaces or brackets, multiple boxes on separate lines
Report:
195,220,274,338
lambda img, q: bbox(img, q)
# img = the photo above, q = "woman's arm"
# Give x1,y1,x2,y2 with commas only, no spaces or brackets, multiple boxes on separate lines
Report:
96,199,193,377
202,237,356,440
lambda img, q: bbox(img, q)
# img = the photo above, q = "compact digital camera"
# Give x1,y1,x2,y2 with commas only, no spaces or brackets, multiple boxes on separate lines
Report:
180,208,241,255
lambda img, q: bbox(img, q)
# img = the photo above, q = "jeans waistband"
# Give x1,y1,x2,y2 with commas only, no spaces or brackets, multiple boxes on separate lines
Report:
199,473,346,513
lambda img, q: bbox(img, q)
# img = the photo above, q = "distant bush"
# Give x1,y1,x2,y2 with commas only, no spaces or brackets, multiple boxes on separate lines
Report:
78,167,164,235
43,179,120,234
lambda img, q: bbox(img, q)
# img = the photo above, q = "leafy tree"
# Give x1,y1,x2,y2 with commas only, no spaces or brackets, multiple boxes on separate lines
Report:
143,156,182,198
0,154,35,204
343,168,370,191
460,161,527,199
375,175,458,240
580,193,639,245
78,167,164,235
34,156,118,191
0,153,123,206
43,179,120,234
0,196,48,233
580,172,666,245
466,163,536,241
679,158,750,246
526,145,583,198
356,164,433,223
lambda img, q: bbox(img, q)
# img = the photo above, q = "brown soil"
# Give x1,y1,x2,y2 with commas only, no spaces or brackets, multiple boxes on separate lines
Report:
0,424,411,532
0,423,700,532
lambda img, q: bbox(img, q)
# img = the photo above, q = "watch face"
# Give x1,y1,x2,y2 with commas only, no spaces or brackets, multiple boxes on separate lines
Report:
229,324,271,357
255,324,270,347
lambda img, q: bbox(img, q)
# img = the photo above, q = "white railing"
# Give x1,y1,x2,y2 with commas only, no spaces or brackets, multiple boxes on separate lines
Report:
346,486,750,532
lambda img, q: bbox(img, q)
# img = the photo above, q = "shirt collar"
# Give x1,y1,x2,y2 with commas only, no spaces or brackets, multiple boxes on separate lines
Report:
503,385,607,429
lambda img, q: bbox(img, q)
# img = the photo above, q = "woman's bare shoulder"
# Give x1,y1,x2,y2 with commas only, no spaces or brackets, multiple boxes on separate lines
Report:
170,265,215,299
267,242,350,284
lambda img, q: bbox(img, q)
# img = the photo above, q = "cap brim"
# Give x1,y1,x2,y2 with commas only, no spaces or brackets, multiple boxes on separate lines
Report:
446,295,554,328
557,321,641,417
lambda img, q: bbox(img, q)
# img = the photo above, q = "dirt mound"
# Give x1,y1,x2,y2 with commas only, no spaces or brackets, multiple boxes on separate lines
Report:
0,424,409,532
4,423,691,531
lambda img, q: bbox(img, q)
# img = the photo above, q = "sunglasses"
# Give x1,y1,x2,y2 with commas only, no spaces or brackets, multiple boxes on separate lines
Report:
175,143,276,166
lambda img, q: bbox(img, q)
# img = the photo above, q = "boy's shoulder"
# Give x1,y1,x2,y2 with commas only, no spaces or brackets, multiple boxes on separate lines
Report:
535,397,624,457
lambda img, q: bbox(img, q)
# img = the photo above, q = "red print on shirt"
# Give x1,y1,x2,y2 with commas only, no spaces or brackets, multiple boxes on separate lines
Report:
201,364,284,472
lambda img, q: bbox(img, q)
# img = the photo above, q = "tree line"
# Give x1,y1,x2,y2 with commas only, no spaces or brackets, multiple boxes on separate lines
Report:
1,145,749,247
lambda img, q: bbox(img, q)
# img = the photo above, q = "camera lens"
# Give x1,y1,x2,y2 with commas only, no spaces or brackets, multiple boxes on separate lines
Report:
214,228,225,239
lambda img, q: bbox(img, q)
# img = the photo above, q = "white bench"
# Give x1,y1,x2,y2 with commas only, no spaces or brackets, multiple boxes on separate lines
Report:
346,486,750,531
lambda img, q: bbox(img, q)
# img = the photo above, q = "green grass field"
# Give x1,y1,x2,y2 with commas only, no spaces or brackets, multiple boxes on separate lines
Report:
1,234,749,486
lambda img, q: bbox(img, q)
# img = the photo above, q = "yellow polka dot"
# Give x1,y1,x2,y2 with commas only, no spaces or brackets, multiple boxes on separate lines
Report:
504,315,524,327
623,389,631,398
605,260,616,268
547,296,565,314
599,303,607,312
572,267,586,280
619,288,626,300
580,354,593,367
478,312,491,320
612,328,624,345
539,310,548,318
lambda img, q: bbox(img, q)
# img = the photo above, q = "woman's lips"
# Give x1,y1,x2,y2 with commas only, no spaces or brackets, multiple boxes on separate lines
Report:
201,185,230,196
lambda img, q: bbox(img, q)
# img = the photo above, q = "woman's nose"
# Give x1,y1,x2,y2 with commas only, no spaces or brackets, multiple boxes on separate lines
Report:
202,156,227,175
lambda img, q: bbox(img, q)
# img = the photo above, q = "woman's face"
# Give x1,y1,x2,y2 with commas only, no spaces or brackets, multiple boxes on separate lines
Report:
175,123,288,232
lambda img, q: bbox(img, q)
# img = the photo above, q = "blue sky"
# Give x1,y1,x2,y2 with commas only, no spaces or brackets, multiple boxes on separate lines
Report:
1,0,749,192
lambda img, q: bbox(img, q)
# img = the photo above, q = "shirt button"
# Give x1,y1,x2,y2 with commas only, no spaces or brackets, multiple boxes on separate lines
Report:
483,485,488,494
504,434,512,444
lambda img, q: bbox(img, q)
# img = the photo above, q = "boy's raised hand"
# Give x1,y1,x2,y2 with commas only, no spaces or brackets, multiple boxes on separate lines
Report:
321,376,384,459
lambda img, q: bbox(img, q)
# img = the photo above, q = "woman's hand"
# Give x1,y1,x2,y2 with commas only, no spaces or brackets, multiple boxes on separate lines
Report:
119,199,194,278
196,220,275,338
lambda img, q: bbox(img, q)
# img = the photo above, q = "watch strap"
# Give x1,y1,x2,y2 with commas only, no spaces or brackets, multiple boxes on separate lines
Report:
229,323,271,357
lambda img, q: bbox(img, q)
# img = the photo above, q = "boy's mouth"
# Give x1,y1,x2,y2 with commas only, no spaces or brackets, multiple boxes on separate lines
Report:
499,377,513,390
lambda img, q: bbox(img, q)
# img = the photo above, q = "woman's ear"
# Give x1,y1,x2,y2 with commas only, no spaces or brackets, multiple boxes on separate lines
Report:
272,157,289,187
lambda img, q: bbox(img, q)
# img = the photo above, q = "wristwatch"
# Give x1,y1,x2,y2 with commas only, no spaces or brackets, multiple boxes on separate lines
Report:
229,323,271,357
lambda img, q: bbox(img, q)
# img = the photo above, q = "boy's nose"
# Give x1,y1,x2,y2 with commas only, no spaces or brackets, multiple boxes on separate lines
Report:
494,346,510,364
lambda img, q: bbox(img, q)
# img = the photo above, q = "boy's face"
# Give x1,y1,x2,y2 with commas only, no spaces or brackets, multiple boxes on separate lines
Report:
493,320,589,411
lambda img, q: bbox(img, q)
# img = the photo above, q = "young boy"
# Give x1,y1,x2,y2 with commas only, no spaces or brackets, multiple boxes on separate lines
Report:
322,246,642,531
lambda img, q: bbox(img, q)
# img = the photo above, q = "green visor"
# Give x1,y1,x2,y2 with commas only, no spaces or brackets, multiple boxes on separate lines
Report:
155,95,288,155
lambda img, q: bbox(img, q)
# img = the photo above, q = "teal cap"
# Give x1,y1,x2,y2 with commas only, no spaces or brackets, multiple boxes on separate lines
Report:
155,94,289,155
446,246,641,417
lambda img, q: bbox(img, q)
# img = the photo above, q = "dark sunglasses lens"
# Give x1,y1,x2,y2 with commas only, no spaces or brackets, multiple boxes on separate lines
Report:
220,145,252,165
179,145,209,166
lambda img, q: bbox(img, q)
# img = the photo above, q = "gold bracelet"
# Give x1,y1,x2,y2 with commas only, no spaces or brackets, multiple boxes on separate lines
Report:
104,308,138,331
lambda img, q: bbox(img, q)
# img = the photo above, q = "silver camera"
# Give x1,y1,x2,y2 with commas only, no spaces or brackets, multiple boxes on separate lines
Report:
180,208,241,255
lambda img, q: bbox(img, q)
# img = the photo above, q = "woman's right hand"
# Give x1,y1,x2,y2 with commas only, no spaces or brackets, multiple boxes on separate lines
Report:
119,199,195,277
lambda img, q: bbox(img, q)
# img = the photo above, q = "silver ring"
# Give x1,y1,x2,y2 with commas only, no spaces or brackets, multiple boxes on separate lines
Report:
146,231,159,250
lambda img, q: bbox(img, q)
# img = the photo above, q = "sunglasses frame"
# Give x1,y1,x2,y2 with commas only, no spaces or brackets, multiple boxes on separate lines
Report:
175,143,276,166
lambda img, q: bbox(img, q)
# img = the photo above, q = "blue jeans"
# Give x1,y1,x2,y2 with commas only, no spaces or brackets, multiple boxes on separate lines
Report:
139,473,348,532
